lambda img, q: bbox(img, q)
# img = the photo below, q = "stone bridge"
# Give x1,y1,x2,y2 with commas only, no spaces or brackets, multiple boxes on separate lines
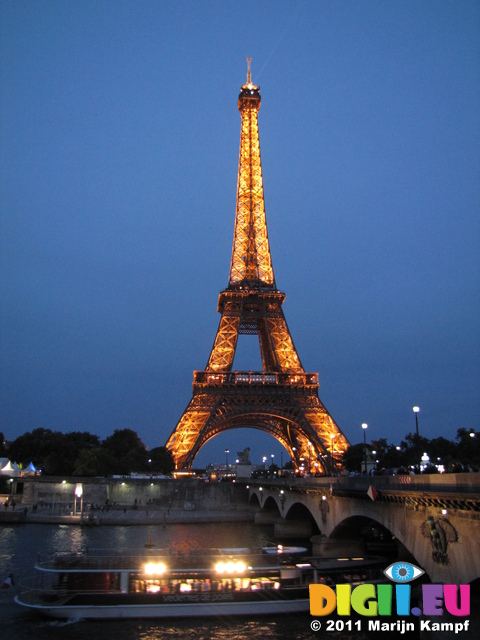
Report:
245,473,480,585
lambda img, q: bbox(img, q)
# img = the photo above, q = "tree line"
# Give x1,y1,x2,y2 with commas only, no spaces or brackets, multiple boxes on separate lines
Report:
1,427,477,478
341,428,479,474
1,428,174,477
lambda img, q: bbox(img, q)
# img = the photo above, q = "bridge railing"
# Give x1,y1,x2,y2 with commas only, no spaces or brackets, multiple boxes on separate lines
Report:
245,473,480,495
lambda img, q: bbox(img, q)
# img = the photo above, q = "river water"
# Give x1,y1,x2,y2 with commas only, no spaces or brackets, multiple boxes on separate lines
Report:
0,521,475,640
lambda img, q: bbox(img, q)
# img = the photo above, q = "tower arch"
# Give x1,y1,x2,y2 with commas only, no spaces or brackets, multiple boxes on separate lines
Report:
178,410,338,470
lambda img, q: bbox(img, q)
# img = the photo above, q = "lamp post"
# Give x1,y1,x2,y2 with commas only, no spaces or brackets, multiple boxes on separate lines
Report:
413,406,420,473
362,423,368,475
74,483,83,520
225,449,229,471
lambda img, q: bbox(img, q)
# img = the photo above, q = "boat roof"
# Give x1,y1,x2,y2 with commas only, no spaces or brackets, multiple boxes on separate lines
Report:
34,547,385,575
34,547,308,573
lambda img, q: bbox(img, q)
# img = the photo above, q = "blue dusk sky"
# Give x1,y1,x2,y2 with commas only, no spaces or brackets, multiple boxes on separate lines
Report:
1,1,479,468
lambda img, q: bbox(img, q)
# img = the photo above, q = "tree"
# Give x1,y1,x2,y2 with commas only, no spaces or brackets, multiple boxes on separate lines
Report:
73,448,118,477
8,428,62,472
399,432,431,471
455,429,480,470
427,436,455,472
101,429,148,474
53,432,101,475
8,428,101,475
0,432,6,456
342,443,366,473
148,446,175,474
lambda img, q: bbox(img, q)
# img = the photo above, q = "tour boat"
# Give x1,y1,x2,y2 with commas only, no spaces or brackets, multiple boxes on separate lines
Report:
15,546,383,620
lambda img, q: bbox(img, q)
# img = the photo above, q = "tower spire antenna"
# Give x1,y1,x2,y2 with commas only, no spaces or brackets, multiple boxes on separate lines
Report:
246,57,252,85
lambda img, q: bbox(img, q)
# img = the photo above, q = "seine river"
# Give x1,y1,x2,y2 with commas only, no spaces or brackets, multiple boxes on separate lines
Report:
0,522,475,640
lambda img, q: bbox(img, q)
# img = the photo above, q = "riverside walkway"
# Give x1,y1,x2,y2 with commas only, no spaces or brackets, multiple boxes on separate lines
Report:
0,504,255,526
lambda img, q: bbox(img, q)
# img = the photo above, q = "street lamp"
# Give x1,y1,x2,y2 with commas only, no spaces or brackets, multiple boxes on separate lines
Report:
225,449,229,470
413,406,420,473
74,483,83,519
362,423,368,475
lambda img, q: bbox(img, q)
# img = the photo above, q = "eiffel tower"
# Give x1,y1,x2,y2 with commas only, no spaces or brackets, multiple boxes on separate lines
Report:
166,60,349,472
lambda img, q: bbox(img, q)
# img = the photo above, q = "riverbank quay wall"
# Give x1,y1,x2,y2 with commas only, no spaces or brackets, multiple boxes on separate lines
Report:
16,476,251,513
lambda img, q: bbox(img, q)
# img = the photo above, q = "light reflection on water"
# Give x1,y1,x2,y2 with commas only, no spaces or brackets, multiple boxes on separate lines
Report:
5,615,327,640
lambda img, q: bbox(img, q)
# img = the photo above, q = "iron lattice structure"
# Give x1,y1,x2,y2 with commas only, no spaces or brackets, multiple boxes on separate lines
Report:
166,61,349,472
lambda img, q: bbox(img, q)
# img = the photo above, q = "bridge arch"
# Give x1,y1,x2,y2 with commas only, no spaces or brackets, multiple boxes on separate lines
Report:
262,495,282,515
284,502,321,535
331,515,393,539
249,492,261,508
329,515,420,566
327,508,423,566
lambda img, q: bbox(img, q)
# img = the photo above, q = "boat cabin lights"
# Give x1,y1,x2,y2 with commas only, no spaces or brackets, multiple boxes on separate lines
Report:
146,584,161,594
214,561,246,574
144,562,167,575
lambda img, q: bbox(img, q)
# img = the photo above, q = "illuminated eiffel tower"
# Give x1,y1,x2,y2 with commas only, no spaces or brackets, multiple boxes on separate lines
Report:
166,60,349,472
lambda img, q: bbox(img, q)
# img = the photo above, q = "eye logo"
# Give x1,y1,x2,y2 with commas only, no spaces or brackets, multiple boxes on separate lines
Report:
384,562,424,583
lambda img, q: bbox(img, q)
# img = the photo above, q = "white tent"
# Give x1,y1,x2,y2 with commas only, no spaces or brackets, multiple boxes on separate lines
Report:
0,460,21,477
